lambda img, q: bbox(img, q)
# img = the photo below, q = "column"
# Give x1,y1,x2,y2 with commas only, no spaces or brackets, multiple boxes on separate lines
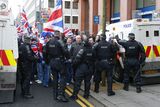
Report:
120,0,132,21
156,0,160,11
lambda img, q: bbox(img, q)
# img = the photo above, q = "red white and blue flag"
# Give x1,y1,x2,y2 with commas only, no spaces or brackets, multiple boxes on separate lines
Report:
42,0,63,37
64,27,73,37
21,9,29,29
16,9,29,34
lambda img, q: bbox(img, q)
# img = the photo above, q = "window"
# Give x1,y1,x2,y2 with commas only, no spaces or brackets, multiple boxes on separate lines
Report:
65,16,70,23
144,0,155,7
72,16,78,24
136,0,155,9
49,0,54,8
146,31,149,37
154,30,159,37
65,1,70,9
113,0,120,13
73,2,78,9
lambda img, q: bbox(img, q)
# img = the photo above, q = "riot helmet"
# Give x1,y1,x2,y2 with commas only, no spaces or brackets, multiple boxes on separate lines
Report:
24,36,31,44
128,33,135,40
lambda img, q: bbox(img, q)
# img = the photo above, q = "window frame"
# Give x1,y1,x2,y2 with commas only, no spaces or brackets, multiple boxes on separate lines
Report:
65,16,70,24
72,16,78,24
65,1,71,9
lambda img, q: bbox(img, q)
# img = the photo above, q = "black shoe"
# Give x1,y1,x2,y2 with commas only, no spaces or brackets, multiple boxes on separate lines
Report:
94,89,99,93
136,87,142,93
70,95,78,100
23,94,34,99
123,84,129,91
108,91,115,96
94,83,99,93
56,95,69,102
83,95,89,99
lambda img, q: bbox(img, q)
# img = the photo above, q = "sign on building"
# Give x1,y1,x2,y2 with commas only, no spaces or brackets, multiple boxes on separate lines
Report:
41,8,51,23
94,15,99,24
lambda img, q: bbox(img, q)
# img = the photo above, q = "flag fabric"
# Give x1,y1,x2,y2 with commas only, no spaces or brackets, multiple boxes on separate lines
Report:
64,27,73,37
16,9,29,34
42,0,63,37
21,9,29,29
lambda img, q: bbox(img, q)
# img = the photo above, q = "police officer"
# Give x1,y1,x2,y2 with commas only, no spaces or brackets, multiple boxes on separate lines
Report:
70,38,95,100
120,33,146,93
46,32,69,102
19,36,38,99
93,34,118,96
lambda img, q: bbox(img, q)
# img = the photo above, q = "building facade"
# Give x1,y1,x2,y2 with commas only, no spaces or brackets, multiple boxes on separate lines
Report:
23,0,54,25
78,0,160,35
22,0,79,34
63,0,79,31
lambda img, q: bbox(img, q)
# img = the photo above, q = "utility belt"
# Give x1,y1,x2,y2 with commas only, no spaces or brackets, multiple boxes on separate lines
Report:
83,60,93,65
51,56,64,61
99,58,113,65
125,56,139,60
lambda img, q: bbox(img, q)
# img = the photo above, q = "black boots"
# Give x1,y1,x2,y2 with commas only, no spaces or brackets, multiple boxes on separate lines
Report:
123,83,129,91
108,91,115,96
94,83,99,93
136,86,142,93
83,94,89,99
56,95,69,102
23,94,34,99
123,83,142,93
70,95,78,100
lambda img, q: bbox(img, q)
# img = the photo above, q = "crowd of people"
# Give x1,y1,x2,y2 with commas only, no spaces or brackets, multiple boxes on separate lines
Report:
17,31,146,102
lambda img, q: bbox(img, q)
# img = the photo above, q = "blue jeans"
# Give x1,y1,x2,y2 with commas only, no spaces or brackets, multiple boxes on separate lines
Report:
65,61,73,84
43,64,51,86
37,62,43,82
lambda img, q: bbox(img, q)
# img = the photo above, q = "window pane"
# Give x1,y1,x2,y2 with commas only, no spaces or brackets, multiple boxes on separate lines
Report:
48,0,54,8
73,2,78,9
113,0,120,13
65,1,70,9
73,16,78,24
146,31,149,37
144,0,155,7
136,0,144,8
65,16,70,23
154,30,159,37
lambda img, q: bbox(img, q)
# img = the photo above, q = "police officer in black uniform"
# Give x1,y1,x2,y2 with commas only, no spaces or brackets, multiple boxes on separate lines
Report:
70,38,95,100
46,33,69,102
120,33,146,93
19,36,38,99
93,34,118,96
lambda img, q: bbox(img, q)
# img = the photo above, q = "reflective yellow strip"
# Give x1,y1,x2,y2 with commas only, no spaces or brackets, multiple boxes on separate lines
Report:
66,86,94,107
157,46,160,57
5,50,17,66
65,89,87,107
0,58,3,66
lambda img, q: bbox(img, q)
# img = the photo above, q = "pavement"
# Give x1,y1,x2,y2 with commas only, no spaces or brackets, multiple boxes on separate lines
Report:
0,83,80,107
87,82,160,107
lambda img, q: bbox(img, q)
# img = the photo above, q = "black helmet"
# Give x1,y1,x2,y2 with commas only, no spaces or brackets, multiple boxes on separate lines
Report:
100,34,106,40
128,33,135,40
24,36,31,43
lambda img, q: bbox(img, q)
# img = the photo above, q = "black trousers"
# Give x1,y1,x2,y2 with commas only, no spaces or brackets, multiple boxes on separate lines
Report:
124,58,141,85
50,59,66,99
73,64,93,96
20,62,32,95
94,60,114,92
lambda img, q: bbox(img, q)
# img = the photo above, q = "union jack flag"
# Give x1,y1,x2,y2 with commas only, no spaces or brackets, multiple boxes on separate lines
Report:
21,9,29,29
64,27,73,37
42,0,63,37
